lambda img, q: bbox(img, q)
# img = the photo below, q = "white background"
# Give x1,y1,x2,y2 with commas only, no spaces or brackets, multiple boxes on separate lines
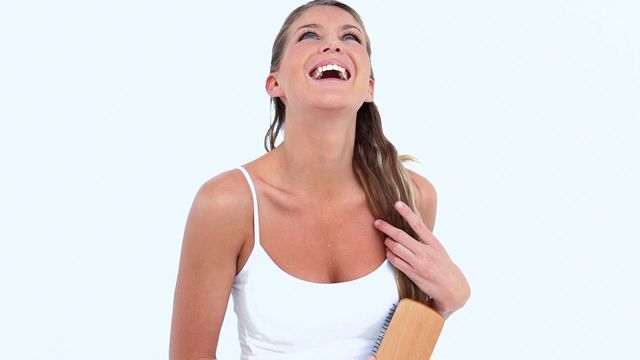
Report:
1,0,639,359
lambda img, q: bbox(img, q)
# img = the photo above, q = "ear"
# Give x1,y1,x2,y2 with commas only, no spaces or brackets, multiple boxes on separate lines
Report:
265,73,283,98
365,78,375,103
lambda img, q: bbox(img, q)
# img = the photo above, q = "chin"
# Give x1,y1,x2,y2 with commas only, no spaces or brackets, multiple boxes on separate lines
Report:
307,96,363,112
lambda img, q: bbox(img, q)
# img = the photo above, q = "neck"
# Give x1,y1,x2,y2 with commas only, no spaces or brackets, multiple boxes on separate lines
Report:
273,106,362,200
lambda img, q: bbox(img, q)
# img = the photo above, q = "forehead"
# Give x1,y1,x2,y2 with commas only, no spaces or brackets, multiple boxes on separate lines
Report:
290,5,361,31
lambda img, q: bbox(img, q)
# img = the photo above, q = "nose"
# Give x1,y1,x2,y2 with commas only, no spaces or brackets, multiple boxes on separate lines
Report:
322,40,341,53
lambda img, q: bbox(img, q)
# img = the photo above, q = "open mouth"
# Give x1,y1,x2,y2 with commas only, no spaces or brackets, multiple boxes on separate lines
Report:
309,64,351,81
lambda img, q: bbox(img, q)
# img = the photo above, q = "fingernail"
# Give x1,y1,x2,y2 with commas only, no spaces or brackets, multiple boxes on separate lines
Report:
374,219,381,226
395,201,404,209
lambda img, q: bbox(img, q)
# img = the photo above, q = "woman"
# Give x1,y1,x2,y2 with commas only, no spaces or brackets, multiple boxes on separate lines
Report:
169,1,470,359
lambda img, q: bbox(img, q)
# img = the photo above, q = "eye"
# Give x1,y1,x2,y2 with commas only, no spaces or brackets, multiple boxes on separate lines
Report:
298,31,319,41
342,31,362,43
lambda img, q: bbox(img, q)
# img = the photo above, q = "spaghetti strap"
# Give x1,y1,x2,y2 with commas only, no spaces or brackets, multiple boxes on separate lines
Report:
237,166,260,245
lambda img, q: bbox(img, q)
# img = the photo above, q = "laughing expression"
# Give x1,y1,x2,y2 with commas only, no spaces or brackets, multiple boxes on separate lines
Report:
267,6,375,112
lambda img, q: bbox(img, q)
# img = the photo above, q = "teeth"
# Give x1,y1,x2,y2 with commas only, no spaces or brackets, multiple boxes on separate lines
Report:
312,64,349,80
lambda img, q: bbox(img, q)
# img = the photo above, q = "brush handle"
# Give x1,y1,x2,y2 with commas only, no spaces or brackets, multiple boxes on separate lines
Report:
375,298,444,360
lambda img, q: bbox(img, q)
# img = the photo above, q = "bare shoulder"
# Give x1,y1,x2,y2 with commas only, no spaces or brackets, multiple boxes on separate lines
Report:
405,168,438,231
195,168,252,218
188,168,253,251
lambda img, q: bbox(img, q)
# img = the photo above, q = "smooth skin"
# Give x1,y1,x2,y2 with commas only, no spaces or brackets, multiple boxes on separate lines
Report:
169,5,469,360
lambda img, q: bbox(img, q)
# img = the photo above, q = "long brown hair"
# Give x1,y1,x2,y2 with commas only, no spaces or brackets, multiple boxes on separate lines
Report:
265,0,431,305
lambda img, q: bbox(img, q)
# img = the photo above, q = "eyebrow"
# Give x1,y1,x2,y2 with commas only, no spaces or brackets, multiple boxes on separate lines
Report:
295,23,364,34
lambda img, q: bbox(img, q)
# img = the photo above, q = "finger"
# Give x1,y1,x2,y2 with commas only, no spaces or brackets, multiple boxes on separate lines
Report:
367,356,376,360
384,236,418,267
394,201,437,245
386,247,417,280
374,219,422,255
387,247,439,300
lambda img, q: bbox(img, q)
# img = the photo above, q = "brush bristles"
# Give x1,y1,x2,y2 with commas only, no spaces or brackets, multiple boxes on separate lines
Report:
371,301,399,355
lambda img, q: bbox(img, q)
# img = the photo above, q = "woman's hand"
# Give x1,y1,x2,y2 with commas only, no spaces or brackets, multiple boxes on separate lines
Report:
374,201,470,319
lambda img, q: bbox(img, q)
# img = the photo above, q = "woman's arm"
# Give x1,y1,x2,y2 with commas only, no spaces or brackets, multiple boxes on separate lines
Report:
169,171,249,360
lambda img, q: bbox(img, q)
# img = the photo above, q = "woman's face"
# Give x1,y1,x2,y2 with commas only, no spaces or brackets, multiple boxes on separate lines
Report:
267,6,374,112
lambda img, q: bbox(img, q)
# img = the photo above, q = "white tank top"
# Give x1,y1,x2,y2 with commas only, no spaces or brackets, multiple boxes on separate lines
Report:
232,166,400,360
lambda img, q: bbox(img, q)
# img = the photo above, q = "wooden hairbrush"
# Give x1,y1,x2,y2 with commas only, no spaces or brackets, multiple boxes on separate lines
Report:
371,298,445,360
